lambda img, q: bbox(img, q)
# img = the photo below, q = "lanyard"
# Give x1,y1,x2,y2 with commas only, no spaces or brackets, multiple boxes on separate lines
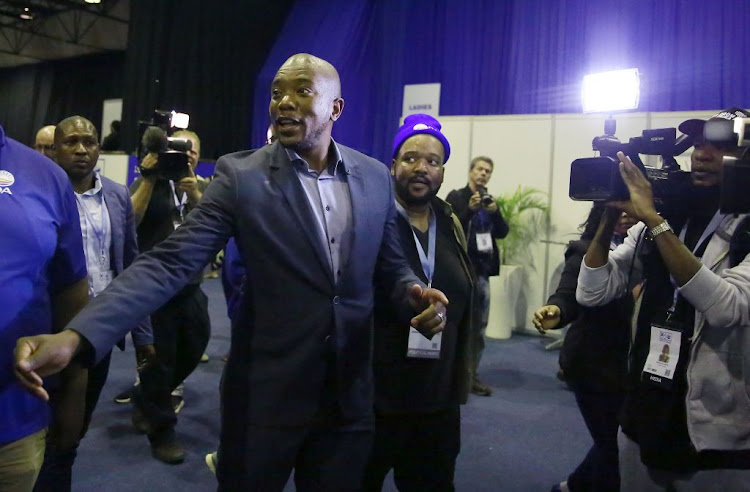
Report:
668,210,724,313
169,180,188,221
395,201,437,288
75,192,108,267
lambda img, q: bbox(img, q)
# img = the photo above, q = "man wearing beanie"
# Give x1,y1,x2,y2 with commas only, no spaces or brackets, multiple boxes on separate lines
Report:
363,114,475,491
446,154,508,396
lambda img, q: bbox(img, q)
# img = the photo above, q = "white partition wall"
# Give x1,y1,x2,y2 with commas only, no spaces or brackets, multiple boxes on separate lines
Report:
435,109,721,335
437,117,472,199
97,153,129,186
101,99,123,143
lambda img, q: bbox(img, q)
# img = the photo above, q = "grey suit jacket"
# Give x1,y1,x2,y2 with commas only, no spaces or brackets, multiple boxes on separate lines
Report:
100,175,152,346
69,142,420,425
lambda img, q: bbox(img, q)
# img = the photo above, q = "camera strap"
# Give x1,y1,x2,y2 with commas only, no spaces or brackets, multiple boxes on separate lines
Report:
669,210,724,314
642,210,723,390
169,180,188,224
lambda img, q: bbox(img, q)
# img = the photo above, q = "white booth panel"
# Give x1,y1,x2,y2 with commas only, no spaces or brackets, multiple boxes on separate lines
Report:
469,115,554,333
470,115,553,198
437,117,473,199
101,99,123,144
97,153,130,186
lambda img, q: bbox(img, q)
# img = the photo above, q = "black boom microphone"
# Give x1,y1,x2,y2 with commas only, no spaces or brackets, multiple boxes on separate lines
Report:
141,126,169,154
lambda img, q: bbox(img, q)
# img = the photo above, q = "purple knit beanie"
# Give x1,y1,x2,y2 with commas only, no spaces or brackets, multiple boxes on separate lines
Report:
392,113,451,164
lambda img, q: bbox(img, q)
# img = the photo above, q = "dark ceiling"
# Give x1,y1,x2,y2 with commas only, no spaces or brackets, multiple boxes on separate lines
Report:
0,0,128,68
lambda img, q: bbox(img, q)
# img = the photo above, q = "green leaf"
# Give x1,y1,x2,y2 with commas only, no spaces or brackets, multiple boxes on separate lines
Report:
494,186,549,266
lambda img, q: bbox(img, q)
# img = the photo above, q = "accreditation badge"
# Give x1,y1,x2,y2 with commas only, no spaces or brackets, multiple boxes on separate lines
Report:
476,232,493,253
642,325,682,390
407,328,442,359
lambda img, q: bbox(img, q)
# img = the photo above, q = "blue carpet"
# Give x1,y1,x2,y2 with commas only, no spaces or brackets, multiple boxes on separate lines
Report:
73,278,590,491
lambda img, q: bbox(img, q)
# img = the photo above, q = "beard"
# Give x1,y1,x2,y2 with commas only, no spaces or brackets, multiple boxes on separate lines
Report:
285,118,329,154
394,178,437,206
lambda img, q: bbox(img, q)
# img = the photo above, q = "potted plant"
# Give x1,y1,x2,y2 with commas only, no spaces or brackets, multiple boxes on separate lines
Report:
486,186,549,339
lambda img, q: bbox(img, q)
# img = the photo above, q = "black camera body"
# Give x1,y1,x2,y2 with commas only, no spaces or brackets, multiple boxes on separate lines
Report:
137,110,192,182
476,185,494,206
569,125,693,215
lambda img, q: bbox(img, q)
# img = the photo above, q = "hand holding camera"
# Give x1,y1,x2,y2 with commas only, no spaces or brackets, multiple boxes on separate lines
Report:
177,164,201,205
139,153,159,182
470,185,498,213
605,152,660,226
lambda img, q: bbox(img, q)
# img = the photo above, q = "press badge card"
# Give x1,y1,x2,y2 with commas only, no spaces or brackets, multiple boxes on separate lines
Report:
407,328,442,359
476,232,493,253
643,326,682,385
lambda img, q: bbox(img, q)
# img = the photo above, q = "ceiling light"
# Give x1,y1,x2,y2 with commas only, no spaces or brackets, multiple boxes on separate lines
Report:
84,0,102,4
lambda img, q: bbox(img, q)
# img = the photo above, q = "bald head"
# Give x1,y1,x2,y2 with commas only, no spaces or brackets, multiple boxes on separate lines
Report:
55,116,98,142
54,116,100,188
269,53,345,162
278,53,341,98
35,125,56,159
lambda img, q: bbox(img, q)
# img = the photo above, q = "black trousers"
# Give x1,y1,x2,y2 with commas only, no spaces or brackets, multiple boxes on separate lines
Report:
362,406,461,492
134,283,211,441
34,351,113,492
567,382,624,492
216,421,373,492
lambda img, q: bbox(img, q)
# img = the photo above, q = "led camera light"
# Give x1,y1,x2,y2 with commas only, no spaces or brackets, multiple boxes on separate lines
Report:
582,68,640,114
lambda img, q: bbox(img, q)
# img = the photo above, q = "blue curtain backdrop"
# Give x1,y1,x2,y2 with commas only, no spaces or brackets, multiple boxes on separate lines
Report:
251,0,750,164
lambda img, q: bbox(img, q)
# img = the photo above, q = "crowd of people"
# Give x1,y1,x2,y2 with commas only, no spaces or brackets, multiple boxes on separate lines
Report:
1,52,750,492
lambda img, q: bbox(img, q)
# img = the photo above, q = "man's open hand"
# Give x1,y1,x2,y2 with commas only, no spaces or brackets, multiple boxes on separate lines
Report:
14,330,82,401
407,284,449,338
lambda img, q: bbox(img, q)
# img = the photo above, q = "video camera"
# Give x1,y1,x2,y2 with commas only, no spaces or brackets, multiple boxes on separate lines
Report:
137,110,192,182
706,117,750,214
568,118,693,215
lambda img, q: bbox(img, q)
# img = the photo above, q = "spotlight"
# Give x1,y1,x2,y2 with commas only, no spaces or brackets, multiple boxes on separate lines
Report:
84,0,102,4
581,68,640,113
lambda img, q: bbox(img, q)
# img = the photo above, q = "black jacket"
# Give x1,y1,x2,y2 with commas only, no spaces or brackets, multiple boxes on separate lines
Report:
445,185,509,276
548,239,631,393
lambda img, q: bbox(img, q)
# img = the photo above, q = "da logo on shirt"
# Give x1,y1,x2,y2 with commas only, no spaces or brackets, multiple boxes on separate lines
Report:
0,170,13,195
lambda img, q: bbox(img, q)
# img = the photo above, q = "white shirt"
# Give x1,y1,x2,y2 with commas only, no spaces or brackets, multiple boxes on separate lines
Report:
74,172,113,297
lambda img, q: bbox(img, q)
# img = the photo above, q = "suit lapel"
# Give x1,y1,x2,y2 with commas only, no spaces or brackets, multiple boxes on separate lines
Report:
338,147,368,280
101,179,124,273
269,144,334,286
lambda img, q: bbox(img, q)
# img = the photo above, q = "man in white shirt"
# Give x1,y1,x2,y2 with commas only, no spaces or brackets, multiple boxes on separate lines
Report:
33,116,154,491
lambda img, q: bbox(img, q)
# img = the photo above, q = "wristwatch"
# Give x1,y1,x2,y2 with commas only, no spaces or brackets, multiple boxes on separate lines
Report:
648,220,673,239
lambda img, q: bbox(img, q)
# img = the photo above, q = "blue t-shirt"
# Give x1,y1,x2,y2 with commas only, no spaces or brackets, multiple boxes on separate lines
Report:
0,125,87,446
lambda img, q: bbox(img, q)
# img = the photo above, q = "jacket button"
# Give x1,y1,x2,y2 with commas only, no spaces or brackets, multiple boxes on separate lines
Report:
333,296,340,305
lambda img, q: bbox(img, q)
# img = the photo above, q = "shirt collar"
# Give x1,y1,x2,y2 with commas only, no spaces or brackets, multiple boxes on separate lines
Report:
77,171,103,197
284,138,345,175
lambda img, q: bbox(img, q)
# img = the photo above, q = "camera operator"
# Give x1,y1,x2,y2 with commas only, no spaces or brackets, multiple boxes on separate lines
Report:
127,129,210,464
576,108,750,490
446,156,509,396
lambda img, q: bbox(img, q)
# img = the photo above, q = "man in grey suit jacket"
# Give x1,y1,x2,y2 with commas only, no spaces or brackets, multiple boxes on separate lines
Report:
33,116,154,491
15,55,448,490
